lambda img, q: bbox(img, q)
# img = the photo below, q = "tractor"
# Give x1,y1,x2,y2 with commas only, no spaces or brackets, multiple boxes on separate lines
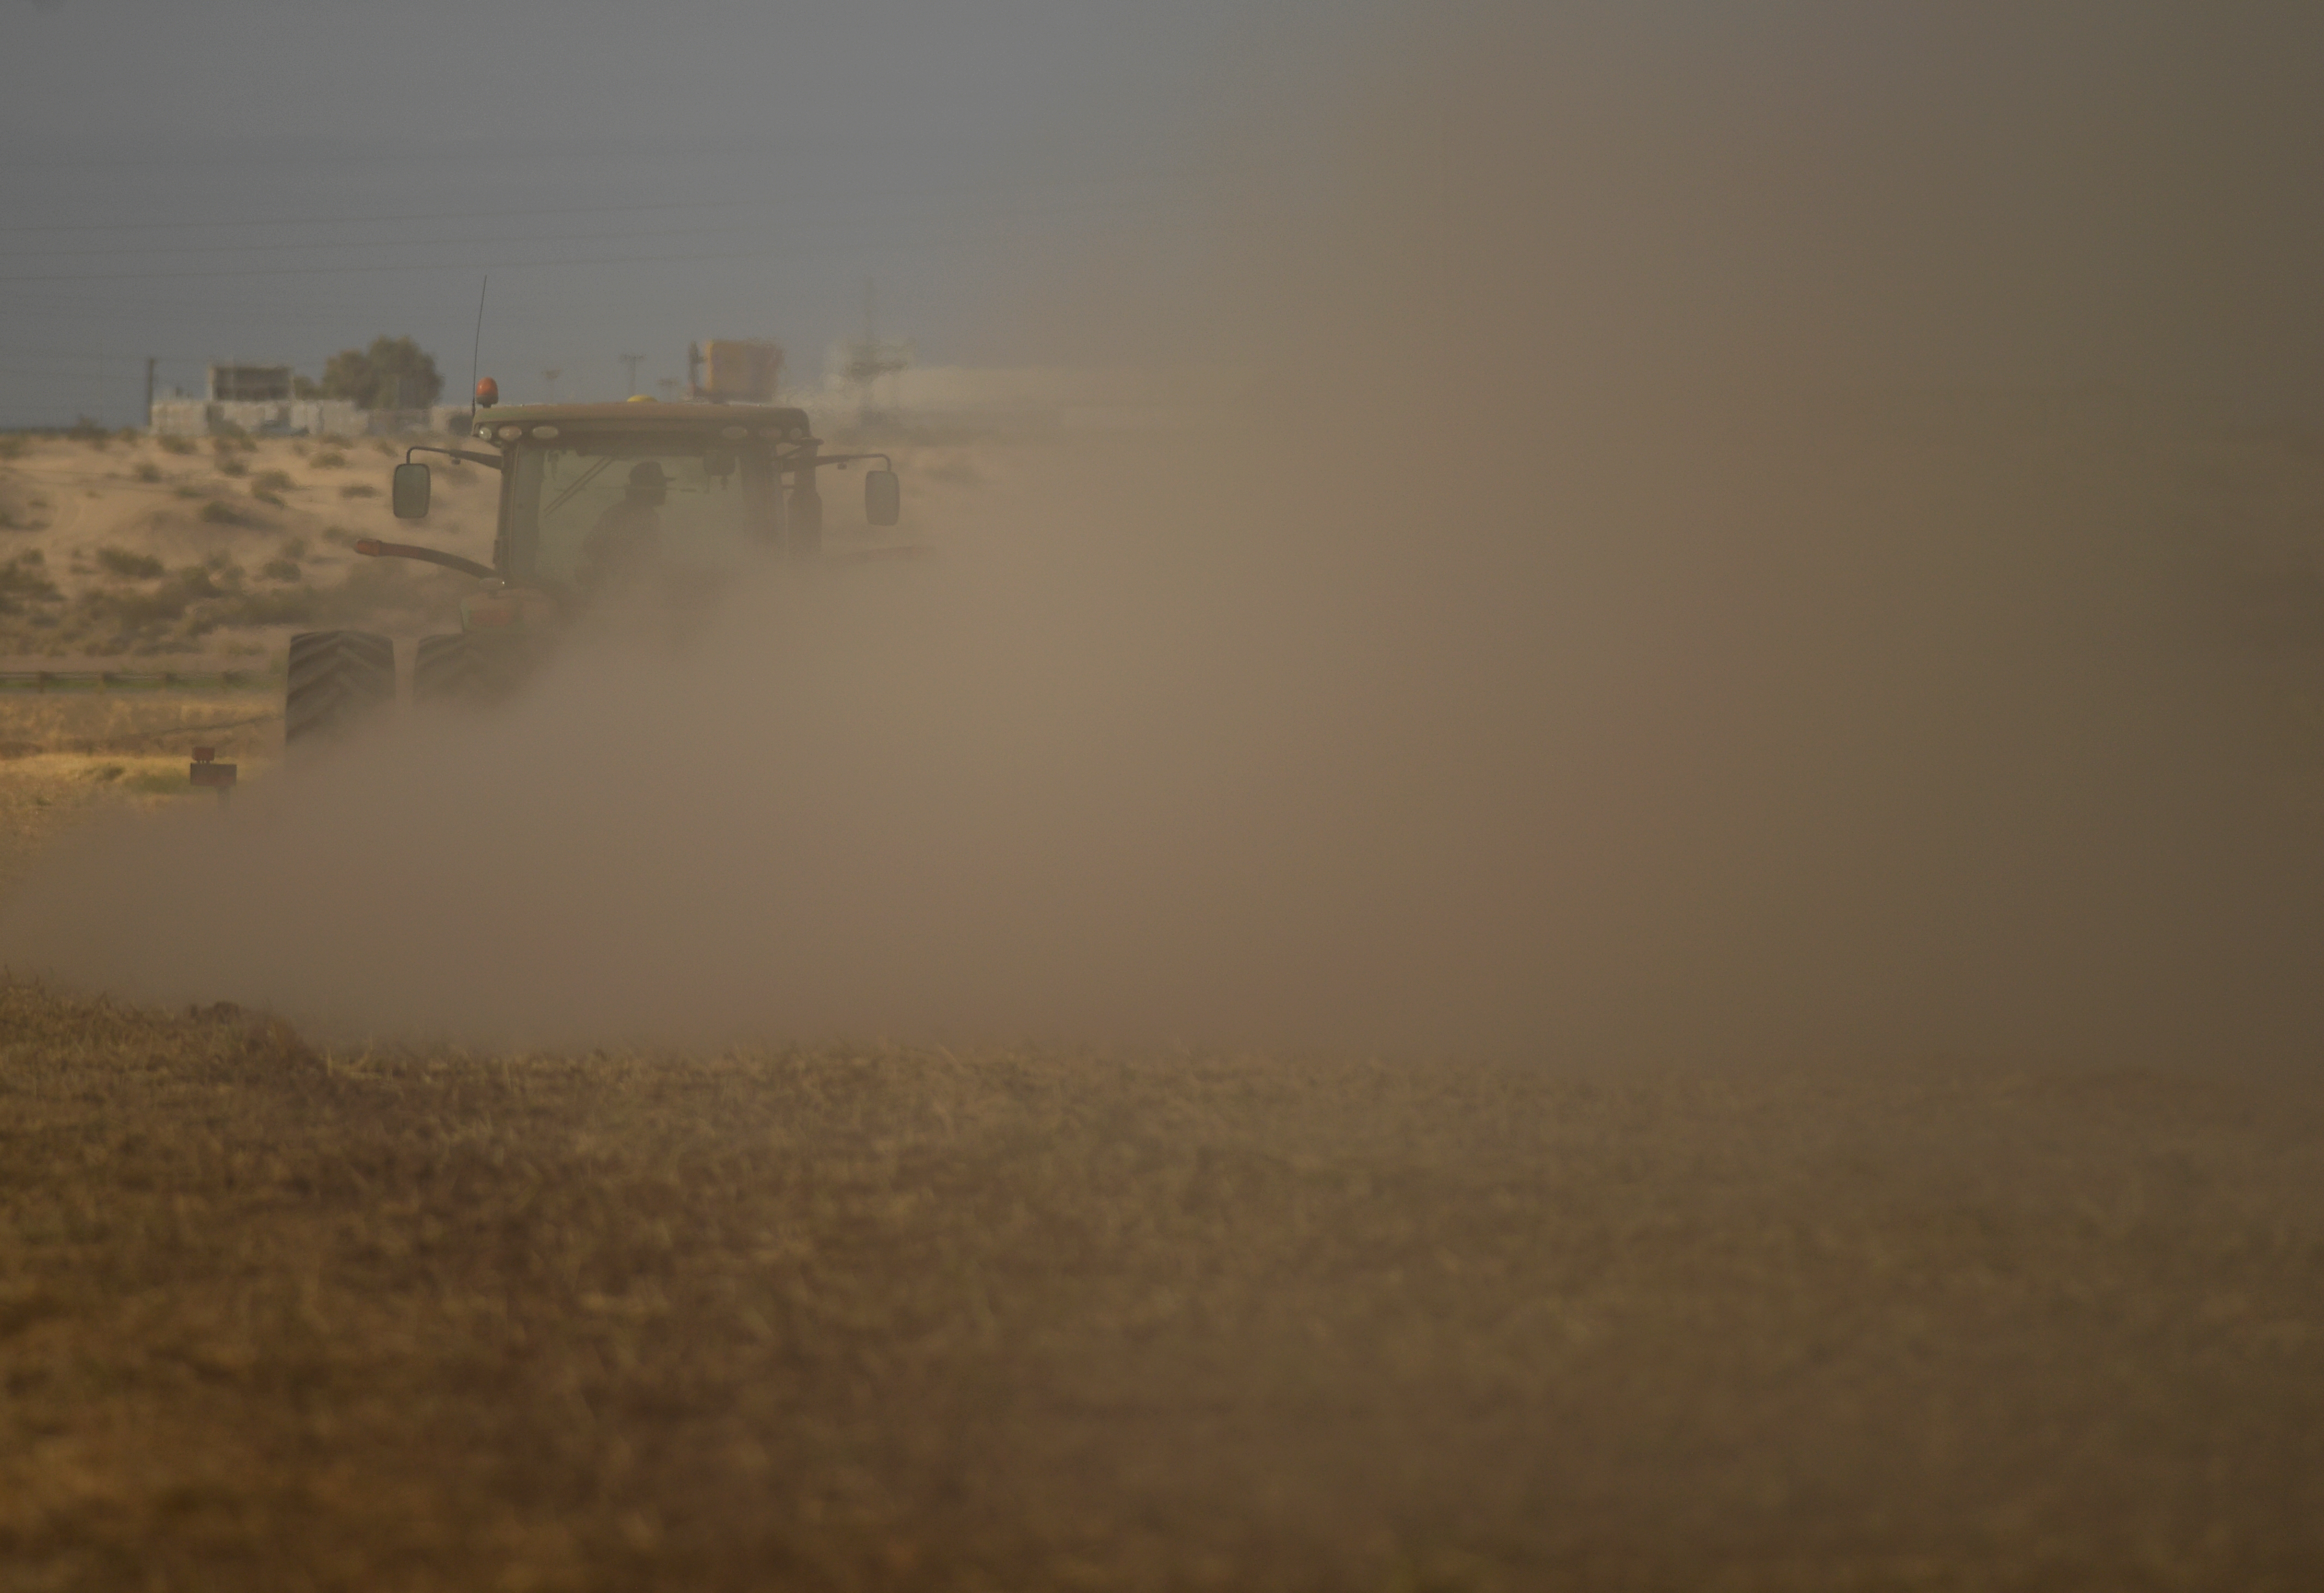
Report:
284,382,903,746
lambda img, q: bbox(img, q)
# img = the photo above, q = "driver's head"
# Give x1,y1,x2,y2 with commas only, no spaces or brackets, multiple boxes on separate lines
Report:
626,459,669,504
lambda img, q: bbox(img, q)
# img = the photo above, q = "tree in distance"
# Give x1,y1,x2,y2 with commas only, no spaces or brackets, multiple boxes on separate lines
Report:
301,336,443,412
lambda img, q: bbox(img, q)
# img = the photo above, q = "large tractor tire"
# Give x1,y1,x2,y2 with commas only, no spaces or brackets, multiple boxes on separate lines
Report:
284,630,394,749
412,632,534,708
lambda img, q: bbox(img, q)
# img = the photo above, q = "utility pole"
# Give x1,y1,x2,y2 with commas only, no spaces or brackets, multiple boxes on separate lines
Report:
144,357,156,431
844,276,911,427
619,354,644,398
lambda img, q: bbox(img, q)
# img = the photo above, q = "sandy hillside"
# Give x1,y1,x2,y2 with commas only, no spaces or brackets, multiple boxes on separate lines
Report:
0,430,499,659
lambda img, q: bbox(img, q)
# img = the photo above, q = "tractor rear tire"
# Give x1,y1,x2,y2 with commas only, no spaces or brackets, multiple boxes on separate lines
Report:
284,630,394,749
412,632,533,707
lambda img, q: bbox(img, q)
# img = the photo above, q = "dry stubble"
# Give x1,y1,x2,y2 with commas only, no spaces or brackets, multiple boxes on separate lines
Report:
3,981,2322,1591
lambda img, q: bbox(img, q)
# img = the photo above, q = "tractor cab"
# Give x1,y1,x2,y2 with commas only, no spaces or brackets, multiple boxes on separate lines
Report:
287,390,907,747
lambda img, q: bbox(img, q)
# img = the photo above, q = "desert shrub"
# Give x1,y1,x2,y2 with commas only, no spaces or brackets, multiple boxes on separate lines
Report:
250,469,294,495
69,416,108,447
310,450,347,469
280,536,308,559
129,769,190,795
132,462,163,483
198,501,240,525
209,434,238,456
173,484,206,501
259,557,302,583
95,548,165,580
156,435,197,455
371,438,396,456
0,435,24,460
0,552,61,613
91,764,124,783
339,482,378,499
203,585,319,628
217,457,248,478
69,563,230,639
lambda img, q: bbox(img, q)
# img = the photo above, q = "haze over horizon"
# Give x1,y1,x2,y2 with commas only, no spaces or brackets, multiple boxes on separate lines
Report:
0,0,1381,425
4,3,2323,428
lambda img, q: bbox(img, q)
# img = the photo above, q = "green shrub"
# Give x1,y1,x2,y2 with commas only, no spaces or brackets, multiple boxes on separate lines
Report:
96,548,165,580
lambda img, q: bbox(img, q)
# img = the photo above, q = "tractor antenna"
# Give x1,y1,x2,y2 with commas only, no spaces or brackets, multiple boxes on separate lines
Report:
468,275,488,424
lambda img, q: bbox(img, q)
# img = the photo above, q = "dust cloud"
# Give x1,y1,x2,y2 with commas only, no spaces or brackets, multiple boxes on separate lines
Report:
10,2,2324,1065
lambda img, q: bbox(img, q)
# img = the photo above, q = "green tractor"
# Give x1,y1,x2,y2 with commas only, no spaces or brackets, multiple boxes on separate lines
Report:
284,385,903,746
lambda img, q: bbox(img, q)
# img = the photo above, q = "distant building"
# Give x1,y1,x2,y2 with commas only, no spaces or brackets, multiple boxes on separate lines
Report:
206,364,295,403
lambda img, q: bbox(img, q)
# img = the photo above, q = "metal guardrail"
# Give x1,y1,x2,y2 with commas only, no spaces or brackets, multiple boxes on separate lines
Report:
0,670,275,694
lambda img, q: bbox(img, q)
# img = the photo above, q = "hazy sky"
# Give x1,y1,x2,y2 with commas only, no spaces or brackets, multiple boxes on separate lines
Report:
0,0,1382,425
5,3,2323,427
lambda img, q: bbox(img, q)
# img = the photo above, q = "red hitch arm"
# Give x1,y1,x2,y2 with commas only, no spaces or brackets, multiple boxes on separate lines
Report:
353,539,499,582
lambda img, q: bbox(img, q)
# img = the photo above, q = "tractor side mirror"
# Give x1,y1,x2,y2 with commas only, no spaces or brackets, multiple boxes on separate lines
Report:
865,468,901,528
391,462,432,519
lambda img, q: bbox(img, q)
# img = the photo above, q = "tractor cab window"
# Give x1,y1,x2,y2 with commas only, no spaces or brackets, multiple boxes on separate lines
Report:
506,441,780,590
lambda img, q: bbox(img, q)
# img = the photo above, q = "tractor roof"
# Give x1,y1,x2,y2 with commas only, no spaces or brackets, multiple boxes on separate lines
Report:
469,401,816,443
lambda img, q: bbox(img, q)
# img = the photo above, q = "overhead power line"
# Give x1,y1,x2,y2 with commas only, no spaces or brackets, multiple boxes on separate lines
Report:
0,197,741,236
0,221,773,263
0,245,779,286
0,192,1198,286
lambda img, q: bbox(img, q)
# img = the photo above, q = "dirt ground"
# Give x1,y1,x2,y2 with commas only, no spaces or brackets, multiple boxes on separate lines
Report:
4,974,2324,1590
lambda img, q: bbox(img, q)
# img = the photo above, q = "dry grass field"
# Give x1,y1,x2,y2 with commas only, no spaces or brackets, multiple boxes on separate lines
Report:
4,980,2324,1591
0,696,279,894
